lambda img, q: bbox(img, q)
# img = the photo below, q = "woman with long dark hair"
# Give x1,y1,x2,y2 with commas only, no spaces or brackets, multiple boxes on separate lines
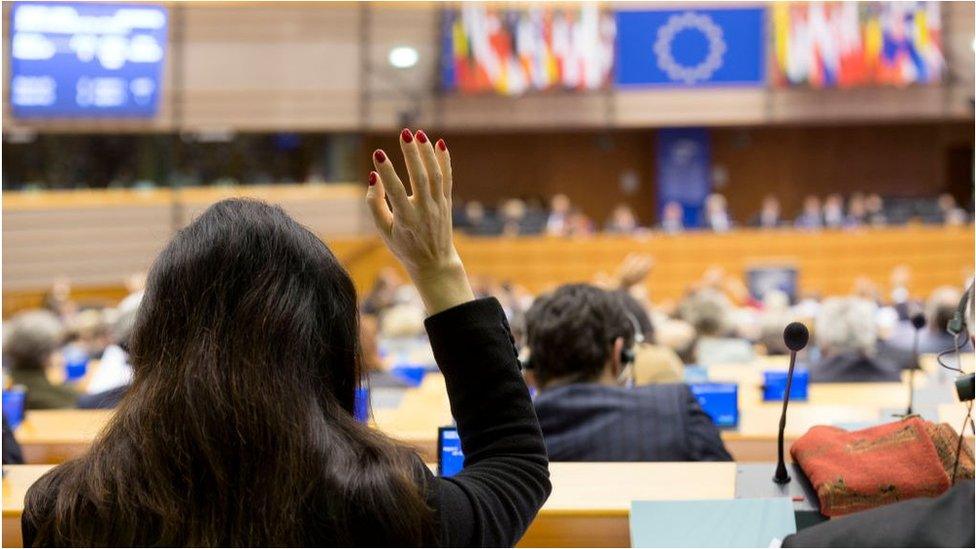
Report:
22,129,551,547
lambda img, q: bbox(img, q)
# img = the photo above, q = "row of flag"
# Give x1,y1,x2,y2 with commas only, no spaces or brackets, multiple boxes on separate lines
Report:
443,2,945,95
773,2,943,88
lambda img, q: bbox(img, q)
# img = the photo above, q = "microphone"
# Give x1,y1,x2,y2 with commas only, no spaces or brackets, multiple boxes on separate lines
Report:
906,313,926,415
774,321,810,484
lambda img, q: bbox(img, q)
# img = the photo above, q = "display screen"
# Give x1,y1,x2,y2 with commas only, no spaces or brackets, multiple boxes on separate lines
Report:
762,370,810,402
10,2,168,118
689,383,739,428
441,3,615,95
747,266,798,303
438,426,465,477
772,1,943,88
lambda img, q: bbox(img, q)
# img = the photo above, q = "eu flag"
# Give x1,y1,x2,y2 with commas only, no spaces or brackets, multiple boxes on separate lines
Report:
615,8,766,87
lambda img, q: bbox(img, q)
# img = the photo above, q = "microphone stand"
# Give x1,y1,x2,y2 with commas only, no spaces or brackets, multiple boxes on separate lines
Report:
773,348,798,484
907,327,920,415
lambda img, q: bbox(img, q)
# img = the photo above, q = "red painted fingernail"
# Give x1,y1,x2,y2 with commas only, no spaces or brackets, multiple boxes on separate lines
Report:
368,171,377,186
401,128,413,143
416,130,428,144
436,139,447,151
374,150,386,163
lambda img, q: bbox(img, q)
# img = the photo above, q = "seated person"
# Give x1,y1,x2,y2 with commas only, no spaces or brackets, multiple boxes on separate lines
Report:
22,130,550,546
886,286,974,356
809,297,901,382
79,299,142,409
679,288,754,366
3,310,78,409
616,291,683,385
525,284,732,462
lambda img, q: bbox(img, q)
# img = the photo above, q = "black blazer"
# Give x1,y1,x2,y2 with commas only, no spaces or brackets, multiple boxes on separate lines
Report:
23,298,552,547
533,383,732,462
783,480,974,547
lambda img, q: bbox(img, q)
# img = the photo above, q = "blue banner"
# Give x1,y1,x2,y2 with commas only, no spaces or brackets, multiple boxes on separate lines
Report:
656,128,711,229
615,8,765,87
10,2,168,118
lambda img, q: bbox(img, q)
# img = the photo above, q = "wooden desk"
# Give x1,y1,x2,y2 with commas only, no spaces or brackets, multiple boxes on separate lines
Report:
1,462,735,548
519,462,735,547
2,465,54,547
14,410,113,464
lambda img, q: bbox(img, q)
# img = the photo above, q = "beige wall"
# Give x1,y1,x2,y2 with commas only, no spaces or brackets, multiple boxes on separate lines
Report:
3,2,973,133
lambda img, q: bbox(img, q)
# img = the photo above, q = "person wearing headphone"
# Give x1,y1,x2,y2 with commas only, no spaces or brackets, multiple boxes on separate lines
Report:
524,284,732,462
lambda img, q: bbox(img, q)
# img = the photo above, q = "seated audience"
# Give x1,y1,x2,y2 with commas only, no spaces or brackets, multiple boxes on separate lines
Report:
864,193,887,226
751,195,783,229
679,288,754,366
22,130,550,546
660,200,685,234
3,310,78,409
886,286,974,356
545,193,572,236
525,283,732,462
823,193,845,228
702,193,732,232
794,195,824,229
41,276,77,321
77,300,141,409
499,198,528,236
809,297,901,382
605,204,640,234
935,192,968,226
844,193,867,228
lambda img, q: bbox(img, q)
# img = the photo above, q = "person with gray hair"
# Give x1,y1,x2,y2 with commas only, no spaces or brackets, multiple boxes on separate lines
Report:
884,284,974,360
3,309,78,409
680,288,753,365
810,297,900,382
78,297,142,408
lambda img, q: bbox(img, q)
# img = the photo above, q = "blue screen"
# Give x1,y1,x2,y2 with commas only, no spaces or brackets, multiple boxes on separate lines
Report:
10,2,168,118
689,383,739,428
438,427,464,477
762,370,809,402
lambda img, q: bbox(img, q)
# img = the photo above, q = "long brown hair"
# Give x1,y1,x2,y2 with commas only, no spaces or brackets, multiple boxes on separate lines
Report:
25,199,435,546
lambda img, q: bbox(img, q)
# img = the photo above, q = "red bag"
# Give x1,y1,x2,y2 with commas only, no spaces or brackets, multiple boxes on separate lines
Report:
790,417,973,517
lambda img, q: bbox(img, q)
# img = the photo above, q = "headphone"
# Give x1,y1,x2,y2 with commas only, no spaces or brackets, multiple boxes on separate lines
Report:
615,309,643,386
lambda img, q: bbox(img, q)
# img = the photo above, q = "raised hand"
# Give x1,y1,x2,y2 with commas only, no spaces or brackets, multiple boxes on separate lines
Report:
367,129,475,314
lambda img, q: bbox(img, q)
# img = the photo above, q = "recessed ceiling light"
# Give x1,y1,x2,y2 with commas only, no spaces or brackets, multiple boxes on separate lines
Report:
388,46,419,69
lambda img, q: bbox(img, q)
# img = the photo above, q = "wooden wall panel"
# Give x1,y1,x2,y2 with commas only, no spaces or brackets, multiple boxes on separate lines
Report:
178,3,362,131
3,2,973,133
363,130,658,226
1,185,372,298
711,122,974,221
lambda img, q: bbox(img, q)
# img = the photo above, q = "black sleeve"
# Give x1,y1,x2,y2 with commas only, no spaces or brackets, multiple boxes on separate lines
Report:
783,480,974,548
422,298,552,547
682,386,733,462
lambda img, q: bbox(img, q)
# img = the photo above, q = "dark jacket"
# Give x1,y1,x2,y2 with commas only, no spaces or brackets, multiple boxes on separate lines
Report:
2,415,24,465
533,383,732,462
23,298,552,547
784,480,974,547
809,350,902,383
10,369,78,410
76,385,129,409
